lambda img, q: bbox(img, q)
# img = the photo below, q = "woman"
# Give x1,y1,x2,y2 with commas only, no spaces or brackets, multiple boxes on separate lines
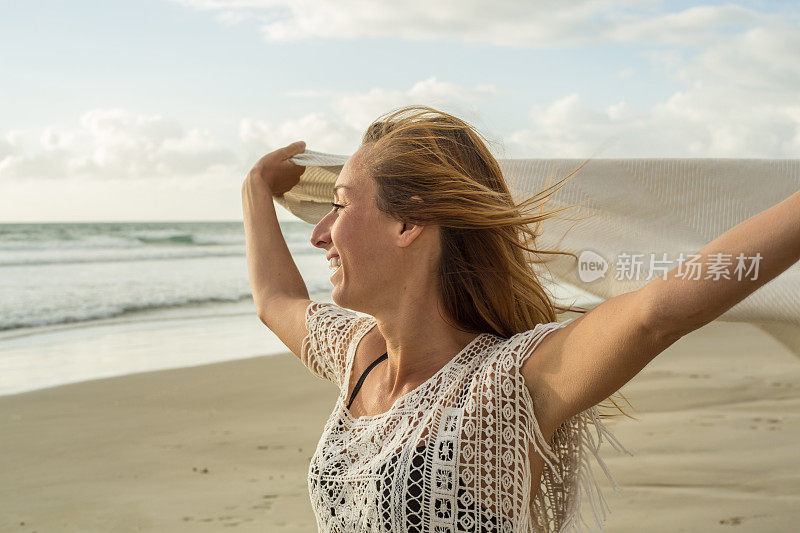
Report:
241,106,800,532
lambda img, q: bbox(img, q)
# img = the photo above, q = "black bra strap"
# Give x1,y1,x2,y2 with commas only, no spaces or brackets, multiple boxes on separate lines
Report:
347,352,388,409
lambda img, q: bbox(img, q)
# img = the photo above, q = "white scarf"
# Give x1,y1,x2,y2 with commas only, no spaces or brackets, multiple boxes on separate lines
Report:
279,149,800,357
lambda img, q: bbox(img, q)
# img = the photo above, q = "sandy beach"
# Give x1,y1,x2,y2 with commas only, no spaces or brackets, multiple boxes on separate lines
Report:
1,317,799,532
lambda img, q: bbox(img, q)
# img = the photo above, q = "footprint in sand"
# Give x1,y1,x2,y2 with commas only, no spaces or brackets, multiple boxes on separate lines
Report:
749,416,783,431
252,493,279,511
222,517,255,527
183,515,254,527
719,516,746,525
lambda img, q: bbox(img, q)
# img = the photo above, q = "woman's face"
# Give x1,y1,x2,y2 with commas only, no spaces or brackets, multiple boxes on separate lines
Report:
310,146,403,313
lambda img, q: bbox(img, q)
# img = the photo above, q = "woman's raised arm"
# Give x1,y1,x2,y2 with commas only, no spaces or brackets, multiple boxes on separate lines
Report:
645,188,800,336
241,141,310,324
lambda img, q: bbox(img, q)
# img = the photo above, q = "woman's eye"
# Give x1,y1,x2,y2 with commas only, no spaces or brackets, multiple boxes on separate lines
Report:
330,202,344,212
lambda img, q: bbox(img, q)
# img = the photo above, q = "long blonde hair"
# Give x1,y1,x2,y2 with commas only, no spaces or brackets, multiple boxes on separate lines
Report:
360,104,634,422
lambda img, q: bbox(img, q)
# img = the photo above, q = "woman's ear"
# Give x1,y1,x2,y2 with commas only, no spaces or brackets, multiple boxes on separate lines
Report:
403,194,422,231
401,195,424,233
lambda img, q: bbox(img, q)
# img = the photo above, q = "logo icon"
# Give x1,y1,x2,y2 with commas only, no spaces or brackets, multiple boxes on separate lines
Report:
578,250,608,283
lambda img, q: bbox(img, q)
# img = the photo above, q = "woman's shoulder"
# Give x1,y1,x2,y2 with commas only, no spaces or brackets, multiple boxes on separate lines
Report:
476,319,574,371
305,301,376,335
301,301,378,387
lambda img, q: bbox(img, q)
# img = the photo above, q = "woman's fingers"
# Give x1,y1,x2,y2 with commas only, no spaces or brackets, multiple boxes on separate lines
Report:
246,141,307,192
278,140,306,160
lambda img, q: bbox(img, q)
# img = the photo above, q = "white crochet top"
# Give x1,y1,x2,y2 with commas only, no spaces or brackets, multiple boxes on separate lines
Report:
300,301,633,532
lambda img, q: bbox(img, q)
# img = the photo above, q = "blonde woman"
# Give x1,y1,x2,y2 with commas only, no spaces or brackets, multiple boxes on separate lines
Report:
241,106,800,532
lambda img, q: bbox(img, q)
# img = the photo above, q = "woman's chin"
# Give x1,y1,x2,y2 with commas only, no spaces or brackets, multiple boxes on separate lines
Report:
331,287,346,308
329,269,340,299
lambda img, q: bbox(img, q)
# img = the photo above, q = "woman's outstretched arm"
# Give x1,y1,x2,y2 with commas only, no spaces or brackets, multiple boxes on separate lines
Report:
644,188,800,337
522,188,800,437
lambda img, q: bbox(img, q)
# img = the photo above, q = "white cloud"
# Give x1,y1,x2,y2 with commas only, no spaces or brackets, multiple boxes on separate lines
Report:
169,0,800,159
6,12,800,186
0,135,17,159
170,0,791,50
690,24,800,91
507,84,800,158
0,109,237,181
603,4,763,46
509,93,631,157
172,0,661,47
0,76,503,183
240,111,359,161
242,76,502,159
331,76,500,131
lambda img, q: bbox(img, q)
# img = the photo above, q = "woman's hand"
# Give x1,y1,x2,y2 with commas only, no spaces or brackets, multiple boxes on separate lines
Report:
245,141,307,197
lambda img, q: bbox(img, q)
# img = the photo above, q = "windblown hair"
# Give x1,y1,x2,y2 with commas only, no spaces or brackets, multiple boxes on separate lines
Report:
360,104,634,422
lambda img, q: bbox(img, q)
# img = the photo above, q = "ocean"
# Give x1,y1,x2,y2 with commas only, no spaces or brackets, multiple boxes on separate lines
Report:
0,220,334,396
0,220,594,397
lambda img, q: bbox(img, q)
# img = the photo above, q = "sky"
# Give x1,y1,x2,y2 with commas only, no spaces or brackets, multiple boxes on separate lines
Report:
0,0,798,223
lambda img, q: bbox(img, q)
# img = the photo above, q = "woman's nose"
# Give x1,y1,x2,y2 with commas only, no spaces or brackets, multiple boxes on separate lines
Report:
310,214,332,249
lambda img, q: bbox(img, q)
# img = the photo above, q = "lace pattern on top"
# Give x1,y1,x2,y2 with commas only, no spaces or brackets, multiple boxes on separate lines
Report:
300,301,634,532
300,301,372,389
